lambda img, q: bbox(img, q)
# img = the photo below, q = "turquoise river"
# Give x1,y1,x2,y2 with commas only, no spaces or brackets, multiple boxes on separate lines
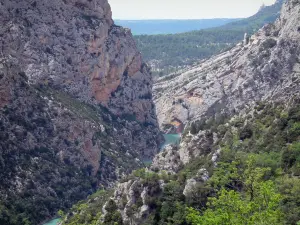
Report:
43,134,181,225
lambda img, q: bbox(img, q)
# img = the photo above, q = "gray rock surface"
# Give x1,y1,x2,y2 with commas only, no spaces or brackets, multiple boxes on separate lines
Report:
0,0,162,223
111,177,155,225
179,131,214,164
153,0,300,132
151,145,182,173
1,0,157,125
183,178,198,196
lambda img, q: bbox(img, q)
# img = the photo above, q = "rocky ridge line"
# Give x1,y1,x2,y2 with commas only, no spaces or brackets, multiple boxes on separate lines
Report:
153,0,300,132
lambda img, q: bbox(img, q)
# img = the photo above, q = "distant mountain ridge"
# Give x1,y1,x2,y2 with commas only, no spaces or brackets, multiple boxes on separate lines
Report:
134,0,284,75
114,18,240,35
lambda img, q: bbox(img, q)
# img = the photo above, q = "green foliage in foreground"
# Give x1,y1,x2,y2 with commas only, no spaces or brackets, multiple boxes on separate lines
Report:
64,99,300,225
60,189,113,225
183,100,300,225
187,157,282,225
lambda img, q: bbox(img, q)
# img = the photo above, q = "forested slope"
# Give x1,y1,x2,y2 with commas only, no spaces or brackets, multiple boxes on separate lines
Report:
61,99,300,225
61,0,300,224
135,0,283,75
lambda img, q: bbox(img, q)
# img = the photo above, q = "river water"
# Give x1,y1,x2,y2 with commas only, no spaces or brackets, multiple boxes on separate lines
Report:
43,218,60,225
43,134,181,225
161,134,181,150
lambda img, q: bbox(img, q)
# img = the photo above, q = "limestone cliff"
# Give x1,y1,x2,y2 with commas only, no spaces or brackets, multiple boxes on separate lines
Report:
1,0,157,124
154,0,300,132
61,1,300,224
0,0,162,224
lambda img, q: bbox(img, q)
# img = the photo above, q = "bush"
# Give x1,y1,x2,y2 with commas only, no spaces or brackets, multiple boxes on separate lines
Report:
239,124,253,140
281,142,300,173
261,38,277,49
288,122,300,142
288,106,300,121
103,200,123,225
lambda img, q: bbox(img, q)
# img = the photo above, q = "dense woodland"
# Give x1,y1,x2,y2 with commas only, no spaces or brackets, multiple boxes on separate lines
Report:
62,99,300,225
134,0,283,76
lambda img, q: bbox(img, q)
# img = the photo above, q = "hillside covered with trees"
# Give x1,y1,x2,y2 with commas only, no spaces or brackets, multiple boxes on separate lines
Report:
135,0,284,76
61,99,300,225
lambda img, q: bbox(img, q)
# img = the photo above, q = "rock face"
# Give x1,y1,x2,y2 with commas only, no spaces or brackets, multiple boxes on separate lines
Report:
112,179,153,225
151,145,182,173
179,130,214,164
0,0,162,224
73,1,300,224
154,0,300,131
1,0,157,124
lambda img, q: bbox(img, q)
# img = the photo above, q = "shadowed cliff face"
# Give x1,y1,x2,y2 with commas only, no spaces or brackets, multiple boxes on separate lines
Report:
154,0,300,132
0,0,157,124
0,0,162,224
66,1,300,224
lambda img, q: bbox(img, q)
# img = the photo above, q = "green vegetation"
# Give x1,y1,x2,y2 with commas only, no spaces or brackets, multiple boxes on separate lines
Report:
41,87,102,124
60,189,113,225
64,99,300,225
134,1,283,76
187,158,283,225
183,99,300,225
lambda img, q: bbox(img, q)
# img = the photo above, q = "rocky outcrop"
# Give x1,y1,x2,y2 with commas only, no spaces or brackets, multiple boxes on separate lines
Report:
62,1,300,224
183,168,209,197
154,0,300,132
1,0,157,124
112,179,153,225
0,0,162,224
179,130,214,164
151,145,182,173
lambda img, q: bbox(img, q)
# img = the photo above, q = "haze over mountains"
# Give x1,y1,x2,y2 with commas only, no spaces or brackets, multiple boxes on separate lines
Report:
134,0,284,75
114,19,240,35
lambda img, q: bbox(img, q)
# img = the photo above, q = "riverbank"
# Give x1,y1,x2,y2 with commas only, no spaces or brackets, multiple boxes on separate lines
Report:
43,134,181,225
42,218,60,225
161,134,181,150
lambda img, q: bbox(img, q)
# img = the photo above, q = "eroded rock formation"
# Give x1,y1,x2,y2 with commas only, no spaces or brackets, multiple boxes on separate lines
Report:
0,0,162,224
75,1,300,224
154,0,300,132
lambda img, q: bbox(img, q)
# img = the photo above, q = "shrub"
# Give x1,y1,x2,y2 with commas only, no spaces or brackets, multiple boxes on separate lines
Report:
239,124,253,140
261,38,277,49
281,142,300,173
288,122,300,142
288,106,300,121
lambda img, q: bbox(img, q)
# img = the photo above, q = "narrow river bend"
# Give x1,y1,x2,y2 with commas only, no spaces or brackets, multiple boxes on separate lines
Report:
43,134,181,225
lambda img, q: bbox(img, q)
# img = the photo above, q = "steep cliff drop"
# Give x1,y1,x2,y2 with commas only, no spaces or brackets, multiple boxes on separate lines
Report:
154,0,300,132
59,1,300,224
0,0,162,224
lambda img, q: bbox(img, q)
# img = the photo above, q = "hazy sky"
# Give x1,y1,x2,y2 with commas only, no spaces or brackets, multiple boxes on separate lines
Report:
108,0,276,20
